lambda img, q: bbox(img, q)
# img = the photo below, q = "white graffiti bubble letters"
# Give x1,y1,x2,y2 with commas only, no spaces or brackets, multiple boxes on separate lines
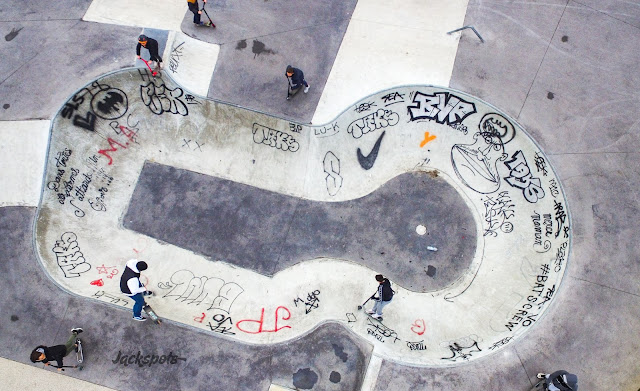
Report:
52,232,91,278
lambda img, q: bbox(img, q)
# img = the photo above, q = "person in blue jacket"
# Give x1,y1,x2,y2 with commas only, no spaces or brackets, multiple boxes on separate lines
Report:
286,65,310,100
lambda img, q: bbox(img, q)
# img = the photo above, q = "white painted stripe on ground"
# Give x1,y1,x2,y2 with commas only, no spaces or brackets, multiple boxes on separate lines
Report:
162,31,220,97
0,357,118,391
312,0,470,125
360,354,383,391
0,120,50,207
83,0,185,31
268,384,295,391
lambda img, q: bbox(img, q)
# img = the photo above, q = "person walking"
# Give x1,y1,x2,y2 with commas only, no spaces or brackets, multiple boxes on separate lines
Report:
30,328,83,370
367,274,394,319
187,0,211,26
120,259,153,321
136,35,163,71
285,65,310,100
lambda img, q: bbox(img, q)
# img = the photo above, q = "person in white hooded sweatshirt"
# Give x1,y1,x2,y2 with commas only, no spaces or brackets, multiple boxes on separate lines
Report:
120,259,152,321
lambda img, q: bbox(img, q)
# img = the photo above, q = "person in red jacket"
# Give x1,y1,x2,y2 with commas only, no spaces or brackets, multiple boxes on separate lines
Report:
30,328,83,370
136,35,163,70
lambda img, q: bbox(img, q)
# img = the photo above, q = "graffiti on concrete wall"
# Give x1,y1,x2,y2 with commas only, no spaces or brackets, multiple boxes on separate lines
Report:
41,74,574,366
158,269,244,313
252,123,300,152
347,109,399,139
408,91,476,125
52,232,91,278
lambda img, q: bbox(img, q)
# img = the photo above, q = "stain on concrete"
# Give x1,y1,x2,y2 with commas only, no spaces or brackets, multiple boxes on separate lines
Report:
561,35,569,42
547,92,555,100
5,27,23,42
332,343,348,362
426,265,437,277
10,315,18,321
2,104,9,109
330,371,341,383
236,39,247,50
292,367,318,389
252,40,275,58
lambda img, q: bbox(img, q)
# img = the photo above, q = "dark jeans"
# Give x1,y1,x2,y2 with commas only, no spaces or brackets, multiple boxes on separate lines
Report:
148,49,162,63
192,11,201,24
131,293,145,317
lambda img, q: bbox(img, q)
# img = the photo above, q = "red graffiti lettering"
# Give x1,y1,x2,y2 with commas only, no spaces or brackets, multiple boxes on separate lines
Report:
236,306,292,334
119,125,138,143
411,319,426,335
98,138,127,165
194,312,206,323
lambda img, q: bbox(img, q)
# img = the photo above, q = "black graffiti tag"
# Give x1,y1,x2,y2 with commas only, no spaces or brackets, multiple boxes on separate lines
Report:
91,88,128,120
408,92,476,125
347,109,399,139
52,232,91,278
323,151,343,196
140,81,188,116
504,150,545,203
252,123,299,152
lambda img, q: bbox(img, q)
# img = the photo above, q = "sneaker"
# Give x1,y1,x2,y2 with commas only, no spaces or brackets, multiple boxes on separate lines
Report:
133,316,147,322
71,328,83,335
536,373,547,379
304,85,310,93
371,314,382,319
366,310,375,315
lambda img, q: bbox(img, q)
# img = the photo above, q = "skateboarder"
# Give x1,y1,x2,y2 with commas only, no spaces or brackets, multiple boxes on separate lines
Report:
285,65,310,100
30,328,83,370
187,0,211,26
367,274,394,319
120,259,153,321
136,35,163,70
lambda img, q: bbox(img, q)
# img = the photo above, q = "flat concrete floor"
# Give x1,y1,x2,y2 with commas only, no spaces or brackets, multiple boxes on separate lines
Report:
1,0,640,390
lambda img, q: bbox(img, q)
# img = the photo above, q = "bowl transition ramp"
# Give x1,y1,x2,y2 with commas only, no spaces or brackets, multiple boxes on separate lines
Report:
35,68,571,366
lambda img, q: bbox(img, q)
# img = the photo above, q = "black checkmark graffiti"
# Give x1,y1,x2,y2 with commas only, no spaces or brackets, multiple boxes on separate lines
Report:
357,131,386,170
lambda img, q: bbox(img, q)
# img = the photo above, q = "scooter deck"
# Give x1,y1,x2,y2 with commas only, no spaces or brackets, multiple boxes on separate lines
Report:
75,338,84,370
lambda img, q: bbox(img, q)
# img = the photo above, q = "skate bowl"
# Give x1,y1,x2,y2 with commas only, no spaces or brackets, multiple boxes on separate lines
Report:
35,67,571,366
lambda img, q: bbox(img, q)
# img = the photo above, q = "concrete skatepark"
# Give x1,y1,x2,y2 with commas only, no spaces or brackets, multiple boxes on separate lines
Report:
1,1,640,390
